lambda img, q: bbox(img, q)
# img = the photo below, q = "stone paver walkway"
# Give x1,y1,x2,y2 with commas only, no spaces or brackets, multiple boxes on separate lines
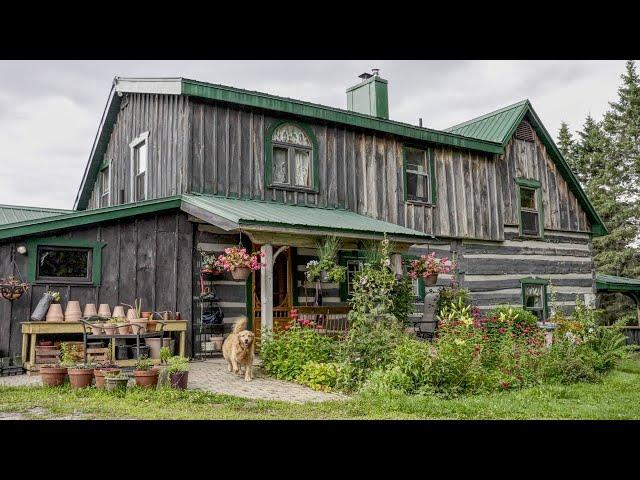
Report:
0,358,346,404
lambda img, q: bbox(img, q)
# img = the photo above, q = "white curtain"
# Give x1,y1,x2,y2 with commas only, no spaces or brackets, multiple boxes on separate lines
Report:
295,150,310,186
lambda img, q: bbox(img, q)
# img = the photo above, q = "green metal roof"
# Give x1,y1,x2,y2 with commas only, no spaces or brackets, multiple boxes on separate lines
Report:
0,194,430,242
444,100,529,144
0,204,71,226
182,194,430,241
596,274,640,292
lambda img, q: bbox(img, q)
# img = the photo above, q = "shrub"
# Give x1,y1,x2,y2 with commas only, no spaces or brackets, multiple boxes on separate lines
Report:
390,277,415,325
540,339,599,384
435,282,471,317
297,362,340,392
360,366,414,395
260,324,339,381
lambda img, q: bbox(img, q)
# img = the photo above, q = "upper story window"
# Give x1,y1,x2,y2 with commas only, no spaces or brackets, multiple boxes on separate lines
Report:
403,146,435,204
266,122,318,191
99,160,111,208
129,132,149,202
516,178,543,238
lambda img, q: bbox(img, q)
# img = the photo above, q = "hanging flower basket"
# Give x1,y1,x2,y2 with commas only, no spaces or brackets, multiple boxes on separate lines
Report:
231,267,251,280
424,273,439,286
407,252,455,286
0,277,29,302
214,246,263,281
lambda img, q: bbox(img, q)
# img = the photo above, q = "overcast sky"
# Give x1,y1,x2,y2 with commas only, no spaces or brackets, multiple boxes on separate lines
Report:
0,60,629,210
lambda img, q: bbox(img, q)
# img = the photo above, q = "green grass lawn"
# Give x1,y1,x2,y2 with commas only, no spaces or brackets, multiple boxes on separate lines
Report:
2,355,640,420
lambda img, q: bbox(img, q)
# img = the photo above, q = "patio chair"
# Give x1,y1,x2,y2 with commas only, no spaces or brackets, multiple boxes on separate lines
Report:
413,318,439,341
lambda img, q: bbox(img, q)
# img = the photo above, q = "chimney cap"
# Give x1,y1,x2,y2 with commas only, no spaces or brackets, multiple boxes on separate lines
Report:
358,72,373,81
372,68,380,76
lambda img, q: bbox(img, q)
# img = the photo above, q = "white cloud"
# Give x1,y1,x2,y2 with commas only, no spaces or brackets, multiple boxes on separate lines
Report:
0,60,630,209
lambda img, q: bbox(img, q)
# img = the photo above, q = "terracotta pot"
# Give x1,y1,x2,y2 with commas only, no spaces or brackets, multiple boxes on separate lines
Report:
94,368,121,389
117,323,131,335
112,305,126,319
133,369,159,388
126,309,137,321
231,267,251,280
97,304,111,317
130,318,148,334
64,301,82,322
91,323,105,335
147,320,157,332
424,273,438,287
145,337,164,359
40,366,68,387
105,377,128,392
45,303,64,322
103,325,118,335
142,311,151,319
169,371,189,390
68,368,95,389
84,303,98,317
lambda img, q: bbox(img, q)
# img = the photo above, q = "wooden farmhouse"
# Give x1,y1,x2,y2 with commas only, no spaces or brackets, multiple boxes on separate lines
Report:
0,71,623,361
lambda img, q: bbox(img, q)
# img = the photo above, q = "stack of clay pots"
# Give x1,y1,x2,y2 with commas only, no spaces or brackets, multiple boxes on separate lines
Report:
45,303,64,322
98,303,111,317
83,303,98,317
64,301,82,322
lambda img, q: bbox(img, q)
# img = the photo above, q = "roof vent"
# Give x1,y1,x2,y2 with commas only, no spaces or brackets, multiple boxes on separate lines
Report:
515,120,535,142
347,70,389,119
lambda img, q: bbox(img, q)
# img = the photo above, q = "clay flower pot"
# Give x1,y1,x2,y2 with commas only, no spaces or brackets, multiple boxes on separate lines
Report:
105,376,128,392
94,368,120,389
91,323,105,335
40,366,68,387
103,324,118,335
169,371,189,390
126,308,137,321
142,311,152,319
64,301,82,322
133,369,159,388
112,305,126,319
45,303,64,322
130,319,148,334
68,368,95,389
145,337,164,359
232,267,251,280
424,273,438,287
117,323,131,335
84,303,98,317
97,304,111,317
147,320,157,332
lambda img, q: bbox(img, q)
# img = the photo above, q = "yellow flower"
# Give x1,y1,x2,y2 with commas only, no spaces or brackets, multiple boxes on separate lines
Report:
454,339,466,346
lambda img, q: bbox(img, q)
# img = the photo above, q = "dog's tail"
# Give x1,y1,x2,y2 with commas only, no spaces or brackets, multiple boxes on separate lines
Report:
233,316,248,333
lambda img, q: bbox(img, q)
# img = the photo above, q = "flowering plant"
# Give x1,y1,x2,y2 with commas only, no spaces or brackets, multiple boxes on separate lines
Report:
305,259,346,282
214,246,263,272
200,251,224,274
407,252,454,279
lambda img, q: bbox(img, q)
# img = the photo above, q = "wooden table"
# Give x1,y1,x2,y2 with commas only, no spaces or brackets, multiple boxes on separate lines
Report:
21,321,188,372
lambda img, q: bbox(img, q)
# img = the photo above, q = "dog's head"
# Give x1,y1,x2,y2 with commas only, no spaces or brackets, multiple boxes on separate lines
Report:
237,330,255,349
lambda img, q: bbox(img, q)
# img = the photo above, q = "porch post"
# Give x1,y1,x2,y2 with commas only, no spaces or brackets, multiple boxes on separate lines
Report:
391,253,403,278
260,244,274,334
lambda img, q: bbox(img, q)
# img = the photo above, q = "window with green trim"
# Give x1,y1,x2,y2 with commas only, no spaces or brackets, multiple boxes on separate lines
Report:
403,146,435,204
27,238,106,285
516,178,543,238
338,252,364,301
521,278,548,321
401,254,425,300
269,123,315,190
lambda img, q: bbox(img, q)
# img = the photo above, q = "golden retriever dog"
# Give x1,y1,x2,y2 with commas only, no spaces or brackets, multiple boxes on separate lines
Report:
222,317,255,381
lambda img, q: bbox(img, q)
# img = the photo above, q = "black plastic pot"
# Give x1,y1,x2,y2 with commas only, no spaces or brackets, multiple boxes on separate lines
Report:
116,345,130,360
131,345,150,359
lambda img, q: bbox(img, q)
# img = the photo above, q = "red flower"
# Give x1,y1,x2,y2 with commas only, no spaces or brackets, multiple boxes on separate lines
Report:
501,382,510,389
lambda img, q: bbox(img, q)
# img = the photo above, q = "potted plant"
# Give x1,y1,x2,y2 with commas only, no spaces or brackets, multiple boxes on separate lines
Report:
132,355,159,388
305,236,347,283
166,355,189,390
93,361,121,389
214,246,264,280
45,291,63,322
0,276,29,301
407,252,455,286
103,317,119,335
116,318,131,335
124,299,148,333
39,363,68,387
155,346,172,386
200,251,225,276
67,362,95,389
104,371,129,392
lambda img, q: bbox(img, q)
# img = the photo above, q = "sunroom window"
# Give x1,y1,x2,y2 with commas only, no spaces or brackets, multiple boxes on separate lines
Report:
269,123,314,189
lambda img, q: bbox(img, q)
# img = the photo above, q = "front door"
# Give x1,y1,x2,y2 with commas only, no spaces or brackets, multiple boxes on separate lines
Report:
252,246,293,338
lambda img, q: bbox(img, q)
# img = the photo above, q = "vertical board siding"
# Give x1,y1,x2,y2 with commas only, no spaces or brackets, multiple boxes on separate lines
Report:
0,211,194,358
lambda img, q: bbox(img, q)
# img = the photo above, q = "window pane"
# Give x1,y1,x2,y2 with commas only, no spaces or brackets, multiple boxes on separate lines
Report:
294,149,311,186
136,173,146,202
346,260,363,296
520,187,536,209
521,210,539,236
407,172,430,202
38,247,90,279
136,142,147,174
524,285,543,308
406,149,427,172
272,147,289,184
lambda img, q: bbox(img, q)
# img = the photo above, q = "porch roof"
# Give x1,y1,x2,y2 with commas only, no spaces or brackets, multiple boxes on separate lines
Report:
595,274,640,293
181,194,431,242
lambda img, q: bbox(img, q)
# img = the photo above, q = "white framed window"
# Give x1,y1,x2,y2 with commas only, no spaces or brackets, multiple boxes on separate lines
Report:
404,146,434,204
129,132,149,202
269,123,314,190
99,160,111,208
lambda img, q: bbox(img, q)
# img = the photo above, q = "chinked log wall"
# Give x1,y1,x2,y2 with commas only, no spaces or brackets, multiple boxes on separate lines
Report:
0,211,193,357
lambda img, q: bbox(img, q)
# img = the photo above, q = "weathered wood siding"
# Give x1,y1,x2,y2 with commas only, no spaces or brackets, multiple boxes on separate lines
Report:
87,94,190,209
500,127,590,232
0,211,194,358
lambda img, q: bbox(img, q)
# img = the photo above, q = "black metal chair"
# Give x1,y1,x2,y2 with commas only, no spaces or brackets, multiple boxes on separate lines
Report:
412,318,439,341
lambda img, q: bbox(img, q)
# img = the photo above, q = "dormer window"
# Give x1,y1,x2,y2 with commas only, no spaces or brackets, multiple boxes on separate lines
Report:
129,132,149,202
266,122,318,191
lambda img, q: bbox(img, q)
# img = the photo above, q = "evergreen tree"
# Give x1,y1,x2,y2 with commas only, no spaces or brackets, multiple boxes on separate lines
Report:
557,121,575,160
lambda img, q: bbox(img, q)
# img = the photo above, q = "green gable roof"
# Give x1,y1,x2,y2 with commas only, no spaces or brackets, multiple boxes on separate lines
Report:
445,99,608,236
0,204,71,226
0,194,430,243
596,274,640,293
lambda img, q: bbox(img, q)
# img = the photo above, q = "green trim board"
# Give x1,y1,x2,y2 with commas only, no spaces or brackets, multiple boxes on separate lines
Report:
520,277,549,320
26,237,106,285
515,178,544,239
445,100,607,236
264,119,320,193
